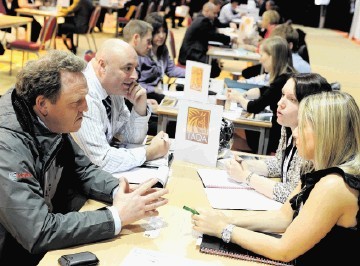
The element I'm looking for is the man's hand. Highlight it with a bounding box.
[145,131,170,161]
[113,178,169,226]
[126,83,147,116]
[147,99,159,113]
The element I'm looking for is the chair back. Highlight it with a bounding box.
[134,2,143,20]
[39,16,57,49]
[146,1,155,17]
[124,5,136,20]
[168,30,176,60]
[87,5,101,34]
[0,0,6,14]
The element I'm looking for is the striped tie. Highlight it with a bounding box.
[102,96,112,121]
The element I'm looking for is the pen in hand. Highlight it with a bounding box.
[183,205,199,215]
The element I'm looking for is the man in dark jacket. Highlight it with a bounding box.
[0,50,168,265]
[178,2,235,78]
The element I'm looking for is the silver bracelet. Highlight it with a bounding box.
[246,172,254,184]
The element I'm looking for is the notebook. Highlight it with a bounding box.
[200,234,294,266]
[113,166,170,188]
[224,78,264,91]
[197,169,250,189]
[197,169,282,210]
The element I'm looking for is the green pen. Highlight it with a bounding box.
[183,205,199,215]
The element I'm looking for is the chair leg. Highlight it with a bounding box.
[22,51,25,67]
[85,36,91,51]
[9,49,13,75]
[74,34,79,48]
[91,34,97,51]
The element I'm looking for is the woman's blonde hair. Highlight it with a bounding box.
[261,10,280,27]
[260,36,295,83]
[298,91,360,175]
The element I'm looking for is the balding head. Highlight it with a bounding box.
[202,2,218,21]
[95,39,136,64]
[91,39,138,95]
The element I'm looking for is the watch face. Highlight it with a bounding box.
[222,224,235,243]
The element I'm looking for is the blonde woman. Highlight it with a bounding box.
[192,91,360,265]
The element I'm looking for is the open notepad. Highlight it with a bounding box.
[197,169,282,210]
[113,166,170,188]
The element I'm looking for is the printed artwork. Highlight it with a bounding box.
[185,107,210,144]
[190,66,203,92]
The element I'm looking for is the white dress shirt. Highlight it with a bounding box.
[72,63,151,173]
[218,3,242,24]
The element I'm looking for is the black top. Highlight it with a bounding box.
[290,167,360,265]
[247,73,291,153]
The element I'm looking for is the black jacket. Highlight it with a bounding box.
[178,14,231,65]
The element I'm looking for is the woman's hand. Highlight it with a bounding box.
[225,158,252,184]
[192,208,229,238]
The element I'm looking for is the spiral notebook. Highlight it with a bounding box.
[197,169,282,210]
[200,234,295,266]
[197,169,250,189]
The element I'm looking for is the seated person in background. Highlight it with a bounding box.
[4,0,42,42]
[241,9,280,52]
[57,0,94,54]
[97,0,142,32]
[226,73,332,203]
[218,0,244,26]
[123,19,159,135]
[71,39,170,174]
[0,50,169,265]
[211,0,238,29]
[179,2,236,78]
[227,36,296,154]
[192,90,360,265]
[270,23,311,73]
[123,19,153,58]
[137,12,185,104]
[164,0,185,29]
[240,21,311,82]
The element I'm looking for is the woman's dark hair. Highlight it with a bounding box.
[292,73,332,102]
[144,12,168,58]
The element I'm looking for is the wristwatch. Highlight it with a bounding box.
[221,224,235,243]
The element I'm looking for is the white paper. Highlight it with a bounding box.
[113,166,170,187]
[204,187,282,210]
[174,100,223,167]
[197,169,250,189]
[121,247,221,266]
[184,60,211,103]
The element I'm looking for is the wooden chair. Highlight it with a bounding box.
[168,29,185,68]
[145,1,155,17]
[74,5,101,52]
[133,2,144,20]
[168,29,176,60]
[117,4,137,36]
[7,16,57,75]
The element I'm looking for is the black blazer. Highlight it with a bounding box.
[178,14,231,65]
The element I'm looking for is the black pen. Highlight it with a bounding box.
[183,205,199,215]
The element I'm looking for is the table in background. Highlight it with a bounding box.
[156,105,271,155]
[38,159,272,266]
[207,47,260,65]
[15,7,67,48]
[15,7,66,18]
[100,0,128,37]
[0,15,32,41]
